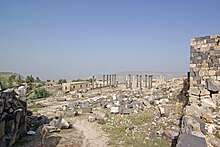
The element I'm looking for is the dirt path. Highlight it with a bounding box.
[27,97,109,147]
[73,118,108,147]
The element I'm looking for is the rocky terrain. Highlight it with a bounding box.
[7,76,190,147]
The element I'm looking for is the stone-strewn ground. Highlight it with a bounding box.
[13,77,189,147]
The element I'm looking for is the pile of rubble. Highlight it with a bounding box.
[66,90,148,115]
[0,88,27,147]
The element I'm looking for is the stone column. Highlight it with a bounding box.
[129,74,132,89]
[113,74,117,87]
[111,74,113,87]
[115,74,117,87]
[145,75,148,88]
[136,75,139,88]
[126,75,129,88]
[92,76,95,89]
[103,75,105,87]
[140,75,142,90]
[109,75,112,86]
[148,75,153,89]
[107,75,109,86]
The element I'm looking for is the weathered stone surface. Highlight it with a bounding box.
[50,117,69,129]
[42,125,61,133]
[82,106,92,113]
[71,110,78,116]
[158,106,166,117]
[110,107,119,114]
[0,136,6,147]
[16,86,26,97]
[177,133,207,147]
[201,98,216,108]
[0,121,5,138]
[189,87,200,96]
[119,107,132,114]
[164,129,179,140]
[205,79,220,92]
[149,131,157,139]
[88,115,96,123]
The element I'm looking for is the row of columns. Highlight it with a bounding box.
[103,74,117,87]
[126,74,153,90]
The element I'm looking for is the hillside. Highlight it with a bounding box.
[0,72,24,78]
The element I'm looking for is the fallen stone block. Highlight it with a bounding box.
[56,98,67,101]
[82,107,92,113]
[176,133,207,147]
[88,115,96,123]
[110,107,119,114]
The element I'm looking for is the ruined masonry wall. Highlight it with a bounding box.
[190,35,220,87]
[0,90,27,147]
[177,35,220,147]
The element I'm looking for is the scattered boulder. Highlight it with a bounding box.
[158,106,166,117]
[149,131,157,138]
[110,107,119,114]
[176,133,207,147]
[50,117,70,129]
[56,98,67,101]
[82,106,92,113]
[97,118,106,125]
[26,131,36,135]
[71,110,78,116]
[164,129,179,140]
[16,86,26,97]
[88,115,96,123]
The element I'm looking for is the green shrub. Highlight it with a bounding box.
[29,87,50,99]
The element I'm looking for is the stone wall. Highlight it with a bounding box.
[0,89,27,147]
[190,35,220,87]
[177,35,220,147]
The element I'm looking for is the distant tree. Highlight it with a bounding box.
[35,77,41,83]
[58,79,67,85]
[0,76,7,88]
[72,78,83,82]
[26,75,35,93]
[26,75,34,84]
[46,80,51,82]
[16,75,24,86]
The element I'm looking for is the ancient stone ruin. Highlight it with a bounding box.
[177,35,220,147]
[0,88,27,147]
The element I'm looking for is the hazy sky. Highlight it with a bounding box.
[0,0,220,80]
